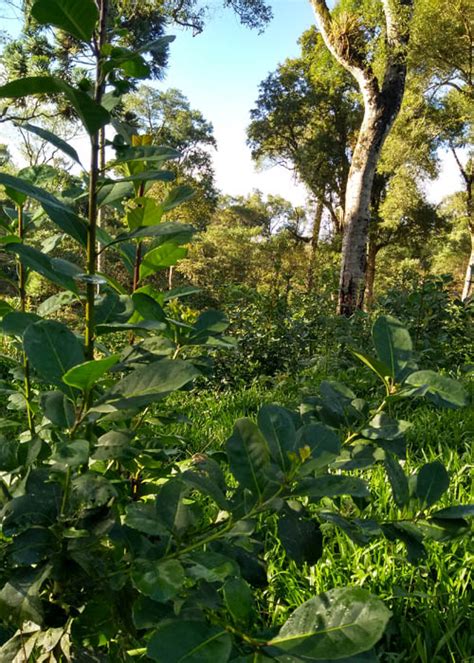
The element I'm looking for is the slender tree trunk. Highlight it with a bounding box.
[307,199,323,291]
[365,238,378,309]
[452,151,473,301]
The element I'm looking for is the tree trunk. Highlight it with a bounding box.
[307,199,323,291]
[462,228,474,301]
[365,238,378,309]
[310,0,414,315]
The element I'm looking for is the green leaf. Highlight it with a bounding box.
[132,293,167,323]
[161,184,195,212]
[113,145,181,166]
[40,391,75,428]
[223,577,254,627]
[96,358,199,410]
[132,559,185,602]
[257,405,297,473]
[0,77,109,135]
[37,291,76,317]
[112,221,195,247]
[295,423,341,472]
[24,320,84,394]
[17,122,81,164]
[51,439,89,467]
[140,243,188,279]
[267,588,390,660]
[71,473,117,510]
[0,436,19,471]
[93,430,137,461]
[62,354,119,392]
[31,0,99,42]
[226,418,276,500]
[431,504,474,519]
[187,551,239,583]
[147,620,232,663]
[278,506,323,565]
[9,527,56,565]
[372,315,413,380]
[405,370,468,408]
[0,567,50,626]
[0,173,88,245]
[125,502,165,536]
[6,244,82,293]
[384,452,409,508]
[351,350,392,384]
[295,476,370,499]
[0,311,42,337]
[361,413,411,440]
[414,461,450,507]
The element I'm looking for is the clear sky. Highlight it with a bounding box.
[161,1,316,205]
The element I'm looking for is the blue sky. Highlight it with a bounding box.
[161,1,317,204]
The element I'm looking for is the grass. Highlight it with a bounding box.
[171,372,474,662]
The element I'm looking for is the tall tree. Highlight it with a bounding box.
[409,0,473,298]
[311,0,414,314]
[123,85,218,229]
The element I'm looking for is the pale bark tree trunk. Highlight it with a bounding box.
[365,238,378,309]
[311,0,414,315]
[307,199,324,291]
[451,151,473,301]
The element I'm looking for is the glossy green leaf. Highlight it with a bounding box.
[132,559,185,602]
[257,405,297,472]
[384,452,409,508]
[40,390,76,428]
[24,320,85,392]
[97,358,199,410]
[351,349,392,383]
[268,588,390,660]
[361,413,411,440]
[62,354,120,392]
[0,436,19,472]
[405,370,468,408]
[6,244,82,293]
[226,418,275,500]
[140,243,188,279]
[0,567,50,626]
[112,221,195,247]
[113,145,181,166]
[372,315,413,380]
[9,527,56,566]
[93,430,137,461]
[31,0,99,41]
[278,506,323,565]
[132,292,167,323]
[431,504,474,519]
[71,473,117,509]
[295,475,370,499]
[0,77,109,135]
[147,620,232,663]
[125,502,165,536]
[223,577,254,627]
[0,173,88,245]
[0,311,42,337]
[414,461,450,507]
[295,423,341,472]
[161,184,195,212]
[51,439,89,467]
[17,122,81,164]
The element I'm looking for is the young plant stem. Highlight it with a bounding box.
[17,205,35,436]
[131,182,146,292]
[85,0,108,362]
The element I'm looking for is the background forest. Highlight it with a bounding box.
[0,0,472,661]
